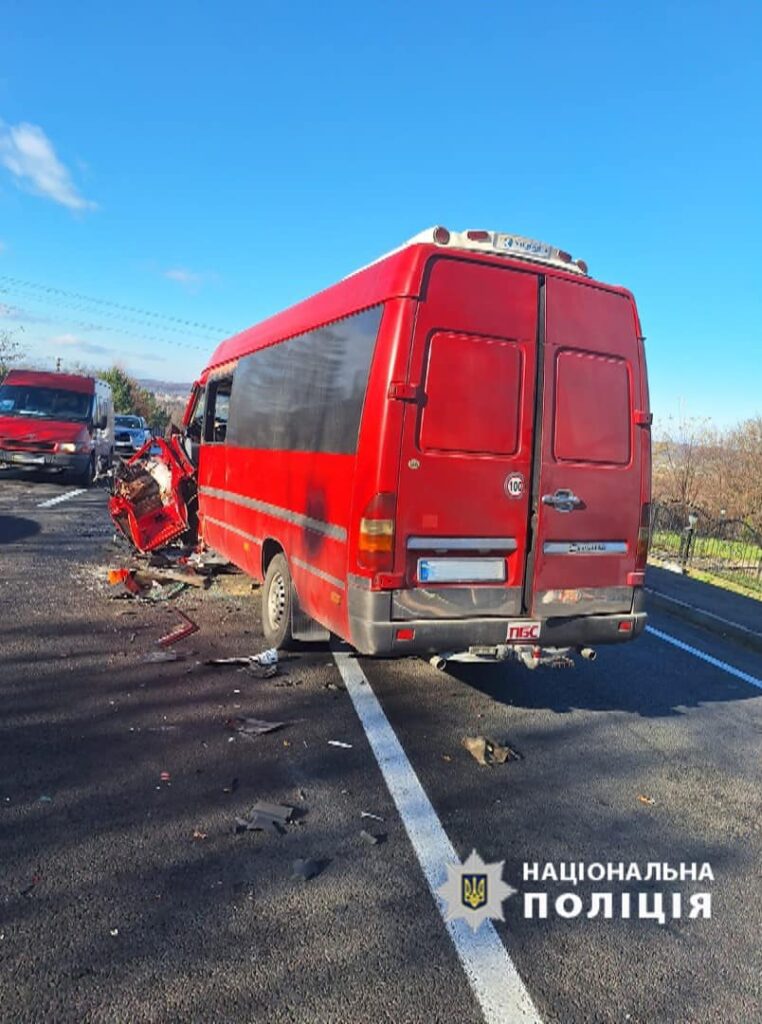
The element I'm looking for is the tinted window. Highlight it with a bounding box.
[0,385,92,422]
[116,416,142,429]
[205,377,232,443]
[227,306,382,454]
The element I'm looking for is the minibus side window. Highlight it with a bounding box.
[204,378,233,444]
[186,387,206,441]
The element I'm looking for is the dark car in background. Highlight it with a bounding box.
[114,415,152,457]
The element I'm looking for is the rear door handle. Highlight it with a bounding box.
[542,489,583,512]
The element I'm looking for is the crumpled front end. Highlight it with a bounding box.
[109,437,197,552]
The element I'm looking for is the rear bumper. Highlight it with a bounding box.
[348,584,647,656]
[0,449,89,473]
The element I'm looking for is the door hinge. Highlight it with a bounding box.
[634,410,653,426]
[388,382,419,402]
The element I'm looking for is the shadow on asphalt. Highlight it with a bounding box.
[442,639,760,717]
[0,515,41,544]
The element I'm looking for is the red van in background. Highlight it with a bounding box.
[0,370,115,486]
[115,227,652,668]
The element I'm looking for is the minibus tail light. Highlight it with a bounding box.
[358,492,396,571]
[635,502,651,571]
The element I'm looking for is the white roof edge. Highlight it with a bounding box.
[346,226,588,279]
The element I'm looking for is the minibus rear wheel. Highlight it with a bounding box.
[262,553,296,650]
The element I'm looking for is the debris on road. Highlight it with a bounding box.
[157,609,199,647]
[360,811,384,822]
[192,829,208,841]
[109,437,197,554]
[226,716,285,738]
[637,794,656,806]
[462,735,521,767]
[292,857,324,881]
[204,649,279,677]
[37,795,53,804]
[109,928,119,937]
[360,829,386,845]
[142,650,185,663]
[20,875,42,898]
[328,740,352,749]
[223,778,239,794]
[234,801,294,835]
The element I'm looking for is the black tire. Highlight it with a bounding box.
[75,455,95,488]
[262,553,296,650]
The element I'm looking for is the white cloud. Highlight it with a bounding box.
[0,121,97,211]
[162,267,218,292]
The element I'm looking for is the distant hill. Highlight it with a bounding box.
[138,378,193,399]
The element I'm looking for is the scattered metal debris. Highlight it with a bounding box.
[328,740,352,749]
[158,609,199,646]
[360,829,386,846]
[234,801,294,835]
[292,858,324,881]
[142,650,185,663]
[461,735,521,767]
[108,437,197,553]
[226,716,285,738]
[20,875,42,898]
[204,649,279,677]
[360,811,384,822]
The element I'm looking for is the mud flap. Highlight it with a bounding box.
[290,586,330,643]
[108,437,197,553]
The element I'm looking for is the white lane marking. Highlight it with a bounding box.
[37,489,87,509]
[646,625,762,691]
[332,650,542,1024]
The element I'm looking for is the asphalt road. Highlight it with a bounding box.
[1,469,760,1024]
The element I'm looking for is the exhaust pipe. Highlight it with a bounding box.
[578,646,597,661]
[429,654,449,671]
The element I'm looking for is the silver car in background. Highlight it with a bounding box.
[114,414,152,458]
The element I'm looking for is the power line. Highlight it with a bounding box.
[0,284,216,347]
[0,274,235,338]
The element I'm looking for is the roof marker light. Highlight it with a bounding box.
[466,230,490,241]
[557,250,572,263]
[433,226,451,245]
[576,259,589,274]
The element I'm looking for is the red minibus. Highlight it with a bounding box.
[152,228,652,667]
[0,370,114,485]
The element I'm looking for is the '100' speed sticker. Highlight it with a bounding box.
[505,473,525,499]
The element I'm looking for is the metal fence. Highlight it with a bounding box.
[649,503,762,594]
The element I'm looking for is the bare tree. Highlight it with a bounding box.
[653,414,716,511]
[0,326,24,378]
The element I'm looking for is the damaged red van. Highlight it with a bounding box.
[0,370,114,485]
[116,227,652,668]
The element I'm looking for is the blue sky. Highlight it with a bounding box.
[0,1,759,426]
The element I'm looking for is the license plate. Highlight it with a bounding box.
[494,233,553,259]
[417,557,506,583]
[11,453,46,464]
[506,620,541,642]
